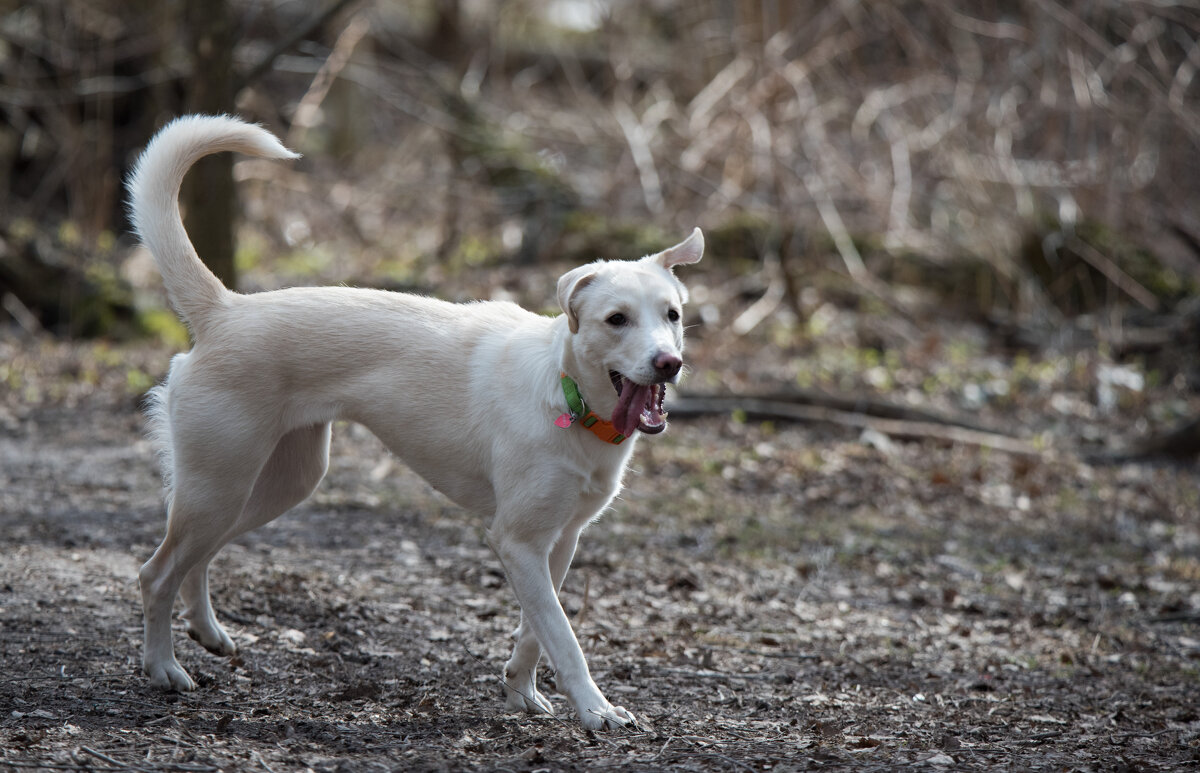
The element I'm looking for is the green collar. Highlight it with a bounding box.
[558,373,628,445]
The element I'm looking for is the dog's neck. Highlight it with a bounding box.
[555,318,619,422]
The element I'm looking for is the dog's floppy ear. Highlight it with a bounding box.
[557,266,598,334]
[649,227,704,270]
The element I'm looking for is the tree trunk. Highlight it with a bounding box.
[181,0,238,290]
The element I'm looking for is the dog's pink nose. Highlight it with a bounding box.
[653,352,682,380]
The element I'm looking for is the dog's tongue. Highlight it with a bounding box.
[612,380,653,438]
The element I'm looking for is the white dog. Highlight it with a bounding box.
[126,115,703,730]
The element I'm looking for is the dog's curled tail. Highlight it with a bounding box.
[127,115,299,336]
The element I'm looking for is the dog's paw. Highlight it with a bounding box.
[505,685,555,716]
[580,702,639,731]
[144,659,198,692]
[185,620,237,657]
[502,671,555,716]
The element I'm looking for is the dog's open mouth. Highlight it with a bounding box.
[609,371,668,437]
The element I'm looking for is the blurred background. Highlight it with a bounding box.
[2,0,1200,452]
[4,6,1200,764]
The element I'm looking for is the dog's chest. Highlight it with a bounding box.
[576,443,635,498]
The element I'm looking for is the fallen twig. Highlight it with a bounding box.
[78,748,132,769]
[668,395,1042,456]
[673,389,1000,433]
[77,747,221,773]
[642,665,781,682]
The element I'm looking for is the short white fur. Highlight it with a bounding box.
[126,115,703,730]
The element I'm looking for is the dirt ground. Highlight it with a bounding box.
[2,292,1199,772]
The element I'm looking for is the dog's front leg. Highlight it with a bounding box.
[501,525,582,716]
[488,514,635,730]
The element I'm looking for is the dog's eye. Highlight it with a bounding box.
[606,313,627,327]
[667,309,680,323]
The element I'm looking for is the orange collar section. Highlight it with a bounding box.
[558,373,628,445]
[577,410,627,444]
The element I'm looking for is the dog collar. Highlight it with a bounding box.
[556,373,627,445]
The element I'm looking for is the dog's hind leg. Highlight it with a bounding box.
[140,416,329,691]
[179,423,332,657]
[140,469,261,691]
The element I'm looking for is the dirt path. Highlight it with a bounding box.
[1,338,1198,771]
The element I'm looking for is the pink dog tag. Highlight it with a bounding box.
[554,413,574,428]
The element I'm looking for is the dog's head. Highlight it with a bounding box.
[557,228,704,438]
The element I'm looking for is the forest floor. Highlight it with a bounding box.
[2,260,1199,772]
